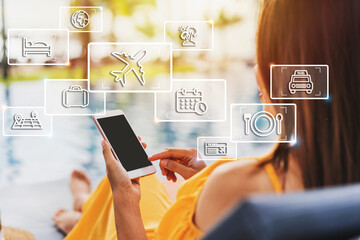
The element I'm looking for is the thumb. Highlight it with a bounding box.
[101,140,118,168]
[161,159,194,179]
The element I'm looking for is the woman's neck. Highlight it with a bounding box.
[282,155,304,191]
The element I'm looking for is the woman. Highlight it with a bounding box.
[54,0,360,239]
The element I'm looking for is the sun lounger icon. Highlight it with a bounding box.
[110,50,147,87]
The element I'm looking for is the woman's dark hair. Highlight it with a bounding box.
[257,0,360,188]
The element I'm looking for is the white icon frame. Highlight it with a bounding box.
[230,103,297,143]
[87,42,173,93]
[7,29,70,66]
[154,79,227,122]
[44,79,106,116]
[59,6,103,33]
[270,64,329,100]
[2,106,53,137]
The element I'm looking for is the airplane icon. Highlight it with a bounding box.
[110,50,147,87]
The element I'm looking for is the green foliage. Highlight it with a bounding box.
[212,8,243,29]
[173,63,195,73]
[0,67,83,84]
[0,61,195,84]
[71,0,157,16]
[90,61,194,84]
[110,0,156,16]
[71,0,155,16]
[165,28,183,46]
[1,0,244,83]
[135,15,158,38]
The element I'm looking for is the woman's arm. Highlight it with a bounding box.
[101,140,147,240]
[112,192,147,240]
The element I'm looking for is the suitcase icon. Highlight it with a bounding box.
[62,85,89,108]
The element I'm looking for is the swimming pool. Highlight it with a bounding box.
[0,67,275,187]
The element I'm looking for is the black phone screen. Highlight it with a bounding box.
[97,115,152,172]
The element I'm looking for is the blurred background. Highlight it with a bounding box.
[0,0,274,189]
[0,0,282,238]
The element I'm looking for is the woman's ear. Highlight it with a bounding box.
[254,65,271,104]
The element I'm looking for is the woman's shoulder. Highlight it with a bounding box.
[194,159,276,232]
[203,159,276,202]
[210,159,275,191]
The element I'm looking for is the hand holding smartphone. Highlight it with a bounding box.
[93,110,156,179]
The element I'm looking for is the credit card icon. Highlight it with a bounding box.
[204,142,228,156]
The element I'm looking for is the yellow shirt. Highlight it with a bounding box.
[66,160,282,240]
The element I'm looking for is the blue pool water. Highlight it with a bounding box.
[0,67,275,187]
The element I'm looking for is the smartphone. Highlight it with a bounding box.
[92,109,156,179]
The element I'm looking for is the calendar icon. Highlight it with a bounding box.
[175,88,208,115]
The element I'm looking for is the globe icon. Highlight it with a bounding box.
[71,10,90,29]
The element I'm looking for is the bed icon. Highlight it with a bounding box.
[22,37,51,57]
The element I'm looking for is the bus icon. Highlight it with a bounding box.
[289,70,313,94]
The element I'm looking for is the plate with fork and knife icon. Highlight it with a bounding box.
[243,111,283,137]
